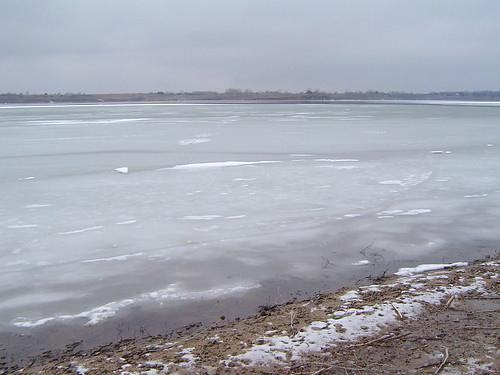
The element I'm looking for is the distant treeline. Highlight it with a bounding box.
[1,89,500,104]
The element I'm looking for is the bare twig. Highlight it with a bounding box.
[311,364,367,374]
[434,347,449,374]
[463,326,500,329]
[349,332,410,348]
[290,310,296,331]
[444,295,455,309]
[383,332,411,342]
[349,334,393,348]
[391,303,404,320]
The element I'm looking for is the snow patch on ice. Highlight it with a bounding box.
[377,210,404,215]
[379,172,432,188]
[314,159,360,163]
[7,224,38,229]
[430,150,452,154]
[163,161,281,171]
[376,209,431,217]
[179,138,211,146]
[396,209,432,216]
[395,262,468,276]
[183,215,222,220]
[194,225,219,232]
[344,213,362,218]
[232,178,257,182]
[12,317,56,328]
[24,203,52,208]
[81,252,143,263]
[464,194,488,198]
[114,167,129,174]
[335,165,359,170]
[116,220,137,225]
[225,215,247,219]
[58,226,104,235]
[12,282,260,328]
[352,260,370,266]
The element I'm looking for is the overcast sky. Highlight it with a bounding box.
[1,0,499,93]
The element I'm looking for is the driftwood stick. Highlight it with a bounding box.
[349,332,410,348]
[391,303,404,320]
[434,347,449,374]
[444,295,455,309]
[349,334,393,348]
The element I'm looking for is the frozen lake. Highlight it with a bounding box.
[1,101,500,343]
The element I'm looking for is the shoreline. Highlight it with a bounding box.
[7,254,498,374]
[2,241,497,371]
[2,99,500,109]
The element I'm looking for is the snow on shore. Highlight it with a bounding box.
[226,261,491,366]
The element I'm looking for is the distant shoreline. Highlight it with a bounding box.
[2,99,500,109]
[1,90,500,104]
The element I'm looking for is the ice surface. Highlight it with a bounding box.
[1,102,500,331]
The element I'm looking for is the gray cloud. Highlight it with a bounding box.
[1,0,499,93]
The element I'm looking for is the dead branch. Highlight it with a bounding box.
[444,295,455,309]
[348,332,410,348]
[434,347,449,374]
[348,334,393,348]
[391,303,404,320]
[311,363,368,374]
